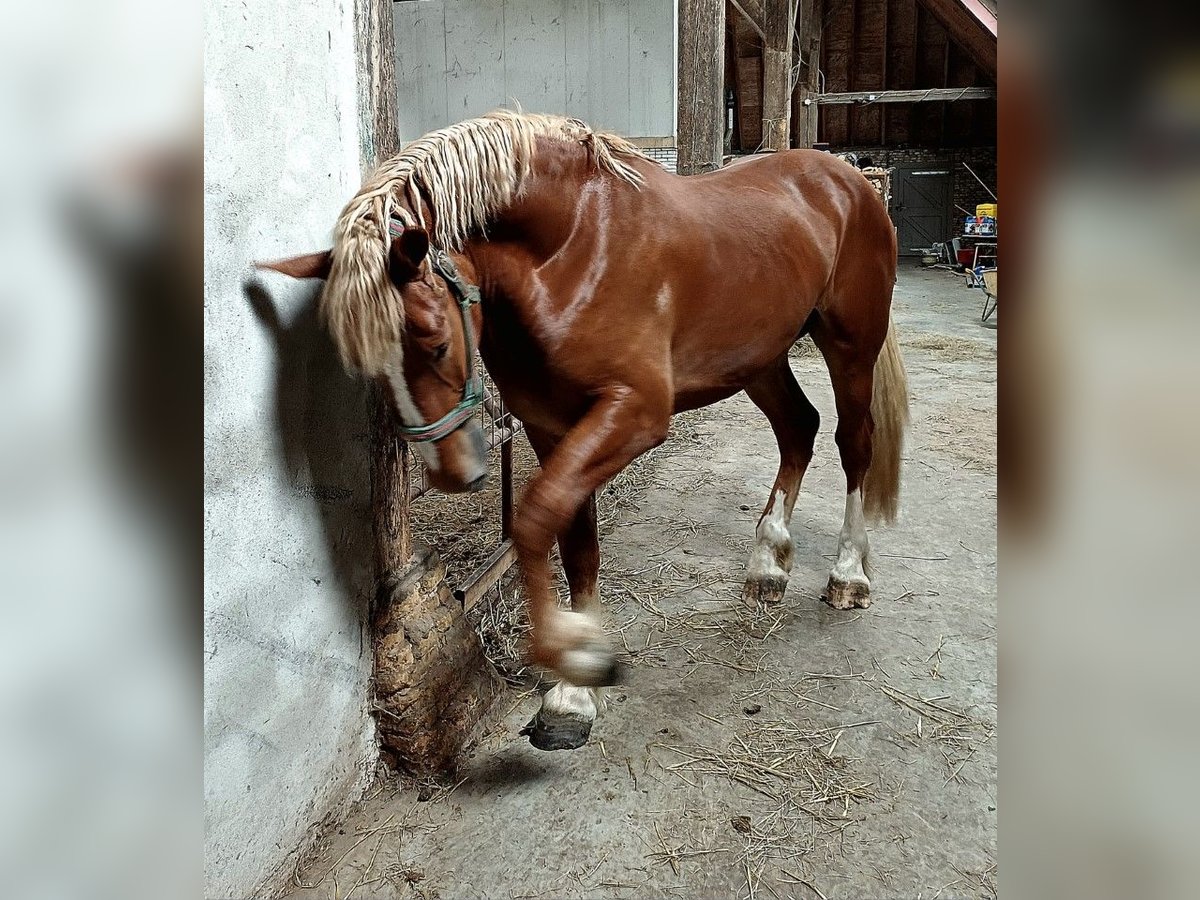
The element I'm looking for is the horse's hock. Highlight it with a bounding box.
[373,543,503,772]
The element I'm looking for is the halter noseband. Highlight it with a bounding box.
[387,219,483,444]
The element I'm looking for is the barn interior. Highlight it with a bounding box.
[721,0,997,257]
[203,3,997,898]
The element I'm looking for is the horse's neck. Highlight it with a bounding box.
[461,142,617,302]
[493,145,595,253]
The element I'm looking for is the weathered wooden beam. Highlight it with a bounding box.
[880,0,888,144]
[729,0,766,41]
[812,86,994,103]
[791,0,821,147]
[915,0,996,79]
[454,541,518,613]
[761,0,795,150]
[356,0,409,585]
[885,0,918,145]
[678,0,726,174]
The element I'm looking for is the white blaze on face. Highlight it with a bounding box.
[383,346,440,471]
[747,488,794,581]
[830,488,870,585]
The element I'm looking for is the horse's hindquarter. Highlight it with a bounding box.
[654,152,869,401]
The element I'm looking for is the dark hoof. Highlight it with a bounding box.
[743,575,788,606]
[520,713,593,751]
[822,577,871,610]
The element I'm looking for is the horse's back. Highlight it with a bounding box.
[644,151,891,257]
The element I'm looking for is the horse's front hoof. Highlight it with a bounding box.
[822,576,871,610]
[742,575,789,606]
[521,712,593,751]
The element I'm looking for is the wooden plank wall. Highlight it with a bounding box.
[911,2,949,146]
[820,0,853,147]
[767,0,996,148]
[729,6,764,150]
[394,0,675,141]
[885,0,918,145]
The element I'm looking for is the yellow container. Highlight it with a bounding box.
[976,203,997,219]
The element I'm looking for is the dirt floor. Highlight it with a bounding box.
[284,262,996,900]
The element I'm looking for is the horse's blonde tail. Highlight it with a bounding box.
[862,315,909,524]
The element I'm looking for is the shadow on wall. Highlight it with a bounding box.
[244,278,374,617]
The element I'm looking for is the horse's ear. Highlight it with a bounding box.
[389,227,430,283]
[256,250,333,280]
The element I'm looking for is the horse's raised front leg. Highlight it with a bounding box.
[742,358,820,605]
[519,426,606,750]
[514,389,669,691]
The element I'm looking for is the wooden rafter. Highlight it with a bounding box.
[729,0,766,41]
[813,86,994,103]
[915,0,995,78]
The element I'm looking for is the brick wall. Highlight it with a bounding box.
[837,145,997,218]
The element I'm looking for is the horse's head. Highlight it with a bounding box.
[257,225,488,494]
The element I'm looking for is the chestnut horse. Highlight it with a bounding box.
[260,111,908,751]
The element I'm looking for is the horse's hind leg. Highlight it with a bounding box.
[520,427,606,751]
[812,321,884,610]
[742,356,821,605]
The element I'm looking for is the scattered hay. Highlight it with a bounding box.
[650,713,885,897]
[469,576,535,685]
[877,682,996,783]
[408,431,538,578]
[597,408,715,532]
[901,332,995,360]
[921,403,996,475]
[290,786,458,898]
[789,336,822,361]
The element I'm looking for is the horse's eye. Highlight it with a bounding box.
[433,342,449,361]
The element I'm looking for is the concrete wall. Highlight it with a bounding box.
[393,0,676,140]
[203,1,377,897]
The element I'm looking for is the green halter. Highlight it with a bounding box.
[388,221,484,444]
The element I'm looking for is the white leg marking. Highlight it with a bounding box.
[747,488,794,582]
[383,347,440,471]
[540,681,603,725]
[547,609,612,685]
[830,489,870,587]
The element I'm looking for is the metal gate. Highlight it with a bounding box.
[892,167,951,256]
[407,358,522,611]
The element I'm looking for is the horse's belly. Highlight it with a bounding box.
[673,384,744,413]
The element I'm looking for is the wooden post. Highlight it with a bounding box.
[761,0,795,150]
[677,0,725,174]
[357,0,503,774]
[355,0,410,589]
[792,0,821,148]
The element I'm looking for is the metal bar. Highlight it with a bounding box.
[500,416,513,539]
[962,160,998,201]
[812,86,994,104]
[454,540,518,612]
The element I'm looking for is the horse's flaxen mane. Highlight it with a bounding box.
[323,110,648,374]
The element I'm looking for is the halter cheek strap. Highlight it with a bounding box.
[387,218,483,444]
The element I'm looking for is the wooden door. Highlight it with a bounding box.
[892,166,950,255]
